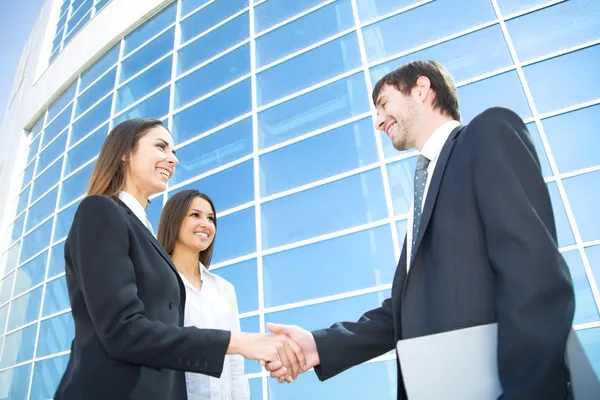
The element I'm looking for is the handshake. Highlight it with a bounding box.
[229,322,320,383]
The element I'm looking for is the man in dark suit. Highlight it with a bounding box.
[265,60,575,399]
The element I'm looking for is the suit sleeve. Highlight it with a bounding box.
[311,297,396,381]
[68,195,231,377]
[469,108,575,399]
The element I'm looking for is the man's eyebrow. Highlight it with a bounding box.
[375,95,386,107]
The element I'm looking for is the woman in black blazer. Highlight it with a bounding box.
[55,119,301,399]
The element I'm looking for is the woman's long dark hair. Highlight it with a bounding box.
[157,189,217,267]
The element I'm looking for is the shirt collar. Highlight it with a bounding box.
[420,120,461,162]
[118,191,150,231]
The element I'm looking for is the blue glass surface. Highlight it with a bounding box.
[255,0,354,68]
[25,188,58,233]
[0,272,15,305]
[526,122,552,179]
[75,67,116,118]
[116,56,172,113]
[257,32,362,106]
[587,245,600,291]
[212,258,258,313]
[257,72,370,149]
[80,43,119,92]
[47,242,66,278]
[124,2,176,56]
[259,117,379,196]
[240,315,261,374]
[356,0,423,22]
[119,28,174,83]
[70,95,112,146]
[31,158,62,203]
[23,160,37,188]
[36,313,75,357]
[64,11,90,43]
[547,182,576,248]
[113,86,170,125]
[27,127,42,164]
[95,0,111,12]
[19,219,53,264]
[13,251,48,296]
[37,130,68,176]
[146,196,164,232]
[171,117,253,185]
[54,202,80,241]
[181,0,211,18]
[562,171,600,243]
[10,213,25,244]
[396,218,408,249]
[60,162,93,207]
[0,363,32,399]
[0,324,37,367]
[249,378,262,399]
[17,186,31,216]
[7,287,43,331]
[30,355,69,400]
[562,250,600,324]
[42,104,72,149]
[387,155,417,216]
[211,207,256,264]
[64,123,107,175]
[576,326,600,379]
[261,168,388,249]
[47,82,76,123]
[43,276,71,316]
[362,0,496,63]
[254,0,324,33]
[497,0,550,15]
[180,0,248,44]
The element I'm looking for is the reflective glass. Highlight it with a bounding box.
[387,156,417,216]
[36,313,75,357]
[507,0,600,62]
[172,79,251,143]
[80,43,119,92]
[54,202,80,241]
[30,355,69,400]
[174,44,250,108]
[146,196,163,231]
[543,105,600,175]
[263,225,396,307]
[17,186,30,215]
[14,251,48,297]
[356,0,423,22]
[0,272,15,305]
[7,287,43,331]
[212,258,258,313]
[261,168,388,249]
[43,276,70,316]
[587,245,600,294]
[64,11,90,43]
[95,0,111,12]
[0,243,19,282]
[526,122,552,179]
[47,81,76,123]
[60,162,93,208]
[27,126,43,164]
[547,182,575,248]
[240,316,261,374]
[19,219,53,264]
[255,0,354,68]
[256,32,362,106]
[70,95,112,146]
[172,117,253,185]
[31,157,62,203]
[119,28,174,83]
[211,207,256,264]
[249,378,262,399]
[113,86,170,125]
[116,56,172,113]
[524,44,600,114]
[37,130,68,176]
[42,104,72,149]
[259,117,379,196]
[370,24,512,85]
[458,71,532,122]
[0,304,6,334]
[23,160,37,188]
[177,13,249,75]
[396,218,408,248]
[171,160,254,213]
[124,1,176,56]
[25,188,58,233]
[576,326,600,379]
[497,0,551,15]
[254,0,324,33]
[257,72,369,149]
[181,0,211,18]
[562,250,600,324]
[0,363,32,399]
[65,124,107,175]
[75,67,116,117]
[562,171,600,243]
[362,0,496,63]
[180,0,248,44]
[0,324,37,368]
[47,241,66,279]
[10,213,25,244]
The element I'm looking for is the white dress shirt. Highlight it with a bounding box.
[180,263,250,400]
[406,120,461,271]
[118,191,154,233]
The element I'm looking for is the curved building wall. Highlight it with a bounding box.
[0,0,599,398]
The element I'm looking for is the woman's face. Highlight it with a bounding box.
[176,196,216,254]
[125,125,178,197]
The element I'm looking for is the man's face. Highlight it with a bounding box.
[374,84,420,151]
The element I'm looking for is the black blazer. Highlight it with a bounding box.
[311,108,575,399]
[55,195,231,400]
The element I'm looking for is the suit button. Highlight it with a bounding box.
[178,305,184,314]
[169,301,174,309]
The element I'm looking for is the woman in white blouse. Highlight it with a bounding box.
[157,189,250,400]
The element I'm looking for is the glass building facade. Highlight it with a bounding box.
[1,0,600,398]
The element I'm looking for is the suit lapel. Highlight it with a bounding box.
[410,125,464,265]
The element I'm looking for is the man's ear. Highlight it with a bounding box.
[414,76,431,101]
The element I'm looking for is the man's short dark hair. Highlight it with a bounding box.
[372,60,461,121]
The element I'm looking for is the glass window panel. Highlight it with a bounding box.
[576,326,600,380]
[49,48,60,63]
[31,157,63,203]
[116,56,172,113]
[212,258,258,313]
[387,155,417,216]
[261,169,388,249]
[60,162,93,208]
[0,363,32,399]
[60,0,70,17]
[497,0,550,15]
[562,171,600,243]
[547,182,576,248]
[249,378,262,398]
[54,202,79,242]
[362,0,496,63]
[51,30,63,54]
[257,32,362,106]
[507,0,600,62]
[124,2,176,56]
[0,304,7,334]
[562,250,600,324]
[171,160,254,213]
[113,86,170,125]
[458,71,532,123]
[10,213,25,244]
[80,43,119,92]
[524,44,600,115]
[211,207,256,264]
[180,0,248,44]
[254,0,324,33]
[396,218,408,247]
[43,104,72,149]
[64,11,90,43]
[146,196,163,231]
[255,0,354,68]
[7,287,43,331]
[240,316,261,374]
[172,78,251,143]
[30,355,69,400]
[47,81,76,123]
[259,117,379,196]
[36,313,75,357]
[70,95,112,146]
[47,242,66,279]
[23,160,37,188]
[181,0,211,18]
[257,72,369,149]
[263,225,396,307]
[65,124,107,175]
[526,122,552,179]
[25,188,58,233]
[0,272,15,305]
[370,24,512,86]
[95,0,111,12]
[174,44,250,108]
[37,130,68,176]
[356,0,423,22]
[172,118,253,185]
[0,244,19,282]
[543,105,600,175]
[587,245,600,294]
[43,276,70,316]
[27,129,42,164]
[75,67,116,117]
[0,325,37,368]
[14,251,48,297]
[17,186,31,215]
[119,27,175,83]
[68,1,92,30]
[177,13,249,75]
[19,219,53,264]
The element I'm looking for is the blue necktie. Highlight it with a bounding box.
[412,154,430,250]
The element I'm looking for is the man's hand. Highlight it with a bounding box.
[262,323,320,383]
